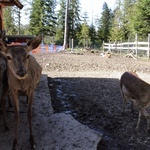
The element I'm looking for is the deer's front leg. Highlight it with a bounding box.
[27,89,36,149]
[1,90,8,130]
[11,89,19,150]
[1,78,9,130]
[122,94,127,114]
[141,109,150,133]
[136,110,142,132]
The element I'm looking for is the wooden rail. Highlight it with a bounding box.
[103,34,150,58]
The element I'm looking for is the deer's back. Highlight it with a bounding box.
[120,72,150,104]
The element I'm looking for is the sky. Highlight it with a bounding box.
[21,0,116,25]
[80,0,116,23]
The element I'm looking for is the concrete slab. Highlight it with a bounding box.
[0,74,102,149]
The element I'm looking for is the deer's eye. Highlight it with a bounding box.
[7,56,12,60]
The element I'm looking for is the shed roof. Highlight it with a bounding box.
[0,0,23,9]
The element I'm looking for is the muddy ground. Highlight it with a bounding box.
[35,52,150,150]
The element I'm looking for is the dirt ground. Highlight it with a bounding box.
[1,51,150,149]
[35,52,150,150]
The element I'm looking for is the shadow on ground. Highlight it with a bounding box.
[48,76,150,150]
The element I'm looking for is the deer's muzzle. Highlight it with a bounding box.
[16,70,27,77]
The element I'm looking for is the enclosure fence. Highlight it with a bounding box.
[32,44,63,54]
[103,34,150,58]
[8,42,63,54]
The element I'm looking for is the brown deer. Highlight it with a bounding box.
[0,35,13,131]
[120,71,150,132]
[120,70,139,114]
[0,36,42,149]
[0,47,10,130]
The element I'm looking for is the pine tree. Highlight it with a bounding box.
[55,0,65,45]
[29,0,57,42]
[3,7,17,35]
[78,12,91,48]
[122,0,136,40]
[43,0,57,36]
[97,2,113,43]
[55,0,81,47]
[89,24,98,48]
[12,6,21,35]
[29,0,44,35]
[68,0,81,39]
[79,22,91,48]
[133,0,150,39]
[109,0,124,41]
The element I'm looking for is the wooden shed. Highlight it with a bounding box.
[0,0,23,31]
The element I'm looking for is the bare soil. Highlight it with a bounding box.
[1,52,150,149]
[35,52,150,150]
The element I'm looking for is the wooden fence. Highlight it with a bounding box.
[103,34,150,58]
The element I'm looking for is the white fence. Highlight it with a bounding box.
[103,34,150,58]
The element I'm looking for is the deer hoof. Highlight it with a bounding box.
[135,127,139,132]
[32,144,36,149]
[30,135,36,149]
[12,138,18,150]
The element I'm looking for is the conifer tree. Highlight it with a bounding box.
[3,7,17,35]
[133,0,150,39]
[29,0,57,42]
[97,2,113,43]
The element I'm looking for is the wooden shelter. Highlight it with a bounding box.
[0,0,23,31]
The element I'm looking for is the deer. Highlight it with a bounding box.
[0,35,42,149]
[120,71,150,133]
[120,70,139,114]
[0,49,10,130]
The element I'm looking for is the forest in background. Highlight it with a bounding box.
[3,0,150,49]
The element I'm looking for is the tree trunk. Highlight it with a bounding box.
[63,0,69,50]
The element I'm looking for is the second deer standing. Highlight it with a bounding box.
[120,71,150,133]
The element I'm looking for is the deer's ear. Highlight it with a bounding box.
[27,35,42,51]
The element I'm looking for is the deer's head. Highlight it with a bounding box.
[1,36,42,79]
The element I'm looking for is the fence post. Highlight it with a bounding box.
[71,38,74,51]
[115,40,117,52]
[109,40,110,52]
[135,33,138,57]
[103,41,105,53]
[148,34,150,59]
[120,39,122,55]
[127,37,129,53]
